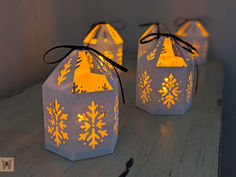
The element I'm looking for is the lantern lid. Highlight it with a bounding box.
[176,21,209,37]
[83,23,123,45]
[43,50,115,95]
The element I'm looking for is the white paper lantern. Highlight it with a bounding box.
[42,46,127,161]
[136,33,196,115]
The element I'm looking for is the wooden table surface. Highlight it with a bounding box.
[0,54,223,177]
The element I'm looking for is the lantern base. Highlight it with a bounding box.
[136,101,192,115]
[45,136,118,161]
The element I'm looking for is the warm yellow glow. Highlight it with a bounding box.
[190,41,200,59]
[196,21,209,37]
[83,25,100,45]
[77,114,84,122]
[96,50,116,71]
[156,38,187,67]
[147,49,156,61]
[47,99,69,147]
[186,72,193,103]
[116,48,123,65]
[97,55,107,72]
[103,50,114,60]
[105,24,123,45]
[138,70,153,104]
[72,51,113,94]
[176,21,209,37]
[114,95,119,135]
[83,24,123,45]
[78,101,108,149]
[158,73,182,109]
[175,21,191,37]
[86,52,95,69]
[57,58,72,86]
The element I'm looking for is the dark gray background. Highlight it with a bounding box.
[0,0,235,176]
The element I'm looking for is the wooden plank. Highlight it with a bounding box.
[0,54,223,177]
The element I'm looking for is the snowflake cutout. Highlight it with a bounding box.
[138,70,153,104]
[114,96,119,135]
[78,101,108,149]
[47,99,69,147]
[158,73,182,109]
[186,72,193,103]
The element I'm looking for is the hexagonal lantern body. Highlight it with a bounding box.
[83,23,123,69]
[136,36,195,115]
[176,20,209,65]
[42,50,119,161]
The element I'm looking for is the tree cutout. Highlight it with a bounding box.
[57,58,72,86]
[72,82,87,94]
[76,57,82,68]
[102,83,109,91]
[147,49,157,61]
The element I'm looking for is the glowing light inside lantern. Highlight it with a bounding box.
[156,38,187,67]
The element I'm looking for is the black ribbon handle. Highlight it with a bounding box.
[139,33,199,95]
[140,33,197,54]
[174,16,212,27]
[119,158,134,177]
[43,45,128,103]
[139,22,170,34]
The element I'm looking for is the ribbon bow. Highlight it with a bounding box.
[43,45,128,103]
[174,16,212,27]
[139,33,199,95]
[139,22,170,34]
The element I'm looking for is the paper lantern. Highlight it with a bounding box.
[42,46,127,161]
[136,33,196,115]
[175,20,209,65]
[83,23,123,69]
